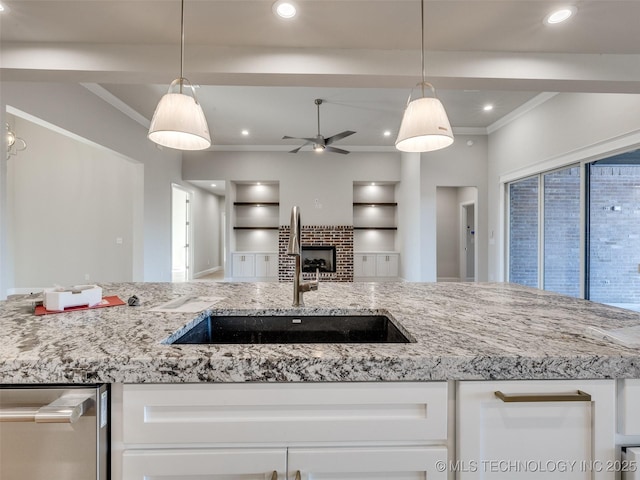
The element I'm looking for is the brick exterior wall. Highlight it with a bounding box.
[509,176,539,287]
[544,167,581,297]
[279,226,354,282]
[589,165,640,303]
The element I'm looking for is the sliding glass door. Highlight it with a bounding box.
[543,166,581,297]
[587,160,640,310]
[508,166,581,296]
[507,152,640,311]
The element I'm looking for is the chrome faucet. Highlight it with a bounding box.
[287,205,319,307]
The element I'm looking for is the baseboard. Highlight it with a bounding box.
[437,277,461,283]
[193,266,222,279]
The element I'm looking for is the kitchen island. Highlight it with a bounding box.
[3,281,640,480]
[1,281,640,383]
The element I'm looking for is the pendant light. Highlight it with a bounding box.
[395,0,453,153]
[148,0,211,150]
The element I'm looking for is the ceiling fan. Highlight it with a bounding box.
[282,99,356,154]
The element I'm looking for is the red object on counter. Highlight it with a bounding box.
[34,295,126,316]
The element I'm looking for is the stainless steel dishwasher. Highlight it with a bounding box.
[0,384,109,480]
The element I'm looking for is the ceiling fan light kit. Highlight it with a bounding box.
[148,0,211,151]
[395,0,454,153]
[283,99,356,154]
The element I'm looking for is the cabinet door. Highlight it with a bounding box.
[288,446,447,480]
[123,448,286,480]
[458,380,615,480]
[354,254,376,277]
[376,254,398,277]
[232,254,255,278]
[256,254,278,278]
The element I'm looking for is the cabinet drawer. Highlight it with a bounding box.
[123,448,286,480]
[288,445,447,480]
[123,382,448,444]
[619,379,640,435]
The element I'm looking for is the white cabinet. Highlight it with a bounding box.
[255,253,278,278]
[287,445,447,480]
[458,379,616,480]
[354,252,399,279]
[118,382,448,480]
[618,379,640,435]
[376,253,399,277]
[123,448,286,480]
[232,252,278,279]
[354,253,376,277]
[232,253,255,278]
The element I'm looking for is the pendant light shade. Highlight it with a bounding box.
[395,0,454,153]
[148,80,211,150]
[148,0,211,151]
[395,89,453,153]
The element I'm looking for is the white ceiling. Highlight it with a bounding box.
[2,0,640,151]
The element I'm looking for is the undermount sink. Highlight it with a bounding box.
[166,313,412,345]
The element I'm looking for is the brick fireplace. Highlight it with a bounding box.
[278,225,354,282]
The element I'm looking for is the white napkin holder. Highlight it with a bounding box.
[43,285,103,311]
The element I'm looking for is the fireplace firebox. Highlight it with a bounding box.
[301,246,336,273]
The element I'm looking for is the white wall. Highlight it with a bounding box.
[8,115,139,287]
[0,82,183,291]
[191,186,224,275]
[183,150,401,226]
[487,92,640,282]
[420,135,489,282]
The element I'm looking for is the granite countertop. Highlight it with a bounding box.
[1,281,640,384]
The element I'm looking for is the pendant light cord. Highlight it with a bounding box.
[179,0,185,93]
[420,0,425,97]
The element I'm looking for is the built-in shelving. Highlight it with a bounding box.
[353,182,398,253]
[232,182,280,273]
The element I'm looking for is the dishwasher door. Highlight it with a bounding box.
[0,384,108,480]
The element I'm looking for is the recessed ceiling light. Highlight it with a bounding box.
[0,4,5,12]
[545,6,576,25]
[483,104,494,112]
[371,182,376,186]
[273,1,297,19]
[383,130,391,137]
[210,183,217,187]
[241,129,249,136]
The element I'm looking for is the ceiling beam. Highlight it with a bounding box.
[3,43,640,94]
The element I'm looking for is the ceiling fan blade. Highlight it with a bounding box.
[324,146,350,155]
[288,143,311,153]
[282,135,317,142]
[325,130,356,145]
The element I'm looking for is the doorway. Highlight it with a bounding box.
[171,185,192,282]
[436,186,478,282]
